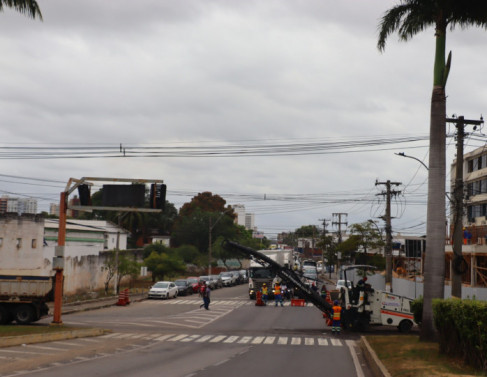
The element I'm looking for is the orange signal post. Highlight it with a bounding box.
[52,191,67,325]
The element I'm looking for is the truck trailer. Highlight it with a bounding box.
[247,248,293,299]
[0,275,55,325]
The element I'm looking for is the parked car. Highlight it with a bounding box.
[220,271,237,286]
[210,275,223,289]
[198,275,216,290]
[187,276,200,293]
[174,279,193,296]
[238,269,248,283]
[230,270,242,284]
[148,281,178,299]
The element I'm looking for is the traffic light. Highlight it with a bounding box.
[150,183,166,210]
[78,184,92,206]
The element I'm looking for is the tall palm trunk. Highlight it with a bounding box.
[420,24,447,341]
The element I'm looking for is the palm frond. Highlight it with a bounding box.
[0,0,42,20]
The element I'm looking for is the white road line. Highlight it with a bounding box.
[77,338,100,342]
[195,335,214,343]
[168,334,189,342]
[291,337,301,345]
[209,335,227,343]
[346,340,365,377]
[251,336,265,344]
[0,349,45,355]
[128,334,146,339]
[99,333,119,338]
[26,344,65,351]
[154,334,175,342]
[263,337,276,345]
[277,337,288,345]
[51,341,81,347]
[317,338,329,346]
[330,338,342,346]
[304,338,315,346]
[237,336,252,344]
[223,336,239,343]
[181,335,201,342]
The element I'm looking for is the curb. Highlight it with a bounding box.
[0,328,109,348]
[359,336,392,377]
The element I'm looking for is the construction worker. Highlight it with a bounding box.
[332,300,342,334]
[274,282,283,307]
[261,283,269,305]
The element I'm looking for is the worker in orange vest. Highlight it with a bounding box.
[274,282,283,307]
[332,300,342,334]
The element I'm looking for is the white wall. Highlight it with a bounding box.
[0,216,46,275]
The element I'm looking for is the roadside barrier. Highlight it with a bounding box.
[255,291,265,306]
[116,289,130,306]
[291,299,306,307]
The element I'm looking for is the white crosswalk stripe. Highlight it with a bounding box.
[100,332,345,347]
[142,299,308,307]
[102,333,344,347]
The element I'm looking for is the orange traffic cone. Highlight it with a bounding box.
[255,291,265,306]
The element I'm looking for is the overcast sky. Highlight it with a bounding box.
[1,0,486,239]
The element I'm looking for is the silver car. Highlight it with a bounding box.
[148,281,178,299]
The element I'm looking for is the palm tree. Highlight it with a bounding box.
[377,1,487,341]
[0,0,42,20]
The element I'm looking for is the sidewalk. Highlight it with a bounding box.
[49,292,147,315]
[0,292,148,348]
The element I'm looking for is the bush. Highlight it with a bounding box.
[410,296,423,325]
[433,298,487,372]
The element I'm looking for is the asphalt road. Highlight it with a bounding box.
[0,284,375,377]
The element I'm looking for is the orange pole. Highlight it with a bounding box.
[52,191,66,325]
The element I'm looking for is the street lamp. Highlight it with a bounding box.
[208,208,233,275]
[395,152,429,170]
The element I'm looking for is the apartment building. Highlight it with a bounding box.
[449,145,487,288]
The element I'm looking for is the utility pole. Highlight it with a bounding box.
[332,213,347,272]
[332,213,348,244]
[320,218,331,275]
[376,180,401,292]
[446,115,484,298]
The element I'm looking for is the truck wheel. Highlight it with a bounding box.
[0,305,12,325]
[15,305,35,325]
[398,320,413,333]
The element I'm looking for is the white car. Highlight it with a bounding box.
[220,271,237,286]
[148,281,178,299]
[336,279,352,291]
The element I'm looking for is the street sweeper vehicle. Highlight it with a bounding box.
[223,241,416,332]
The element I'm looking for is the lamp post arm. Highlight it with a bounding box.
[395,152,429,170]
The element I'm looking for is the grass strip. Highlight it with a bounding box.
[0,324,81,337]
[366,335,484,377]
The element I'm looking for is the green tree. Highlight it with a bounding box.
[348,222,384,264]
[378,0,487,341]
[0,0,42,19]
[295,225,319,238]
[144,251,185,282]
[174,244,200,265]
[172,192,237,253]
[102,250,140,294]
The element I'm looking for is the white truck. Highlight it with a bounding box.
[248,249,293,299]
[337,265,416,332]
[0,274,55,324]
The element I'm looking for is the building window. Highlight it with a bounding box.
[32,239,37,248]
[16,238,22,248]
[468,159,473,173]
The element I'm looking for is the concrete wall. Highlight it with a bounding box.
[392,276,487,301]
[0,215,46,275]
